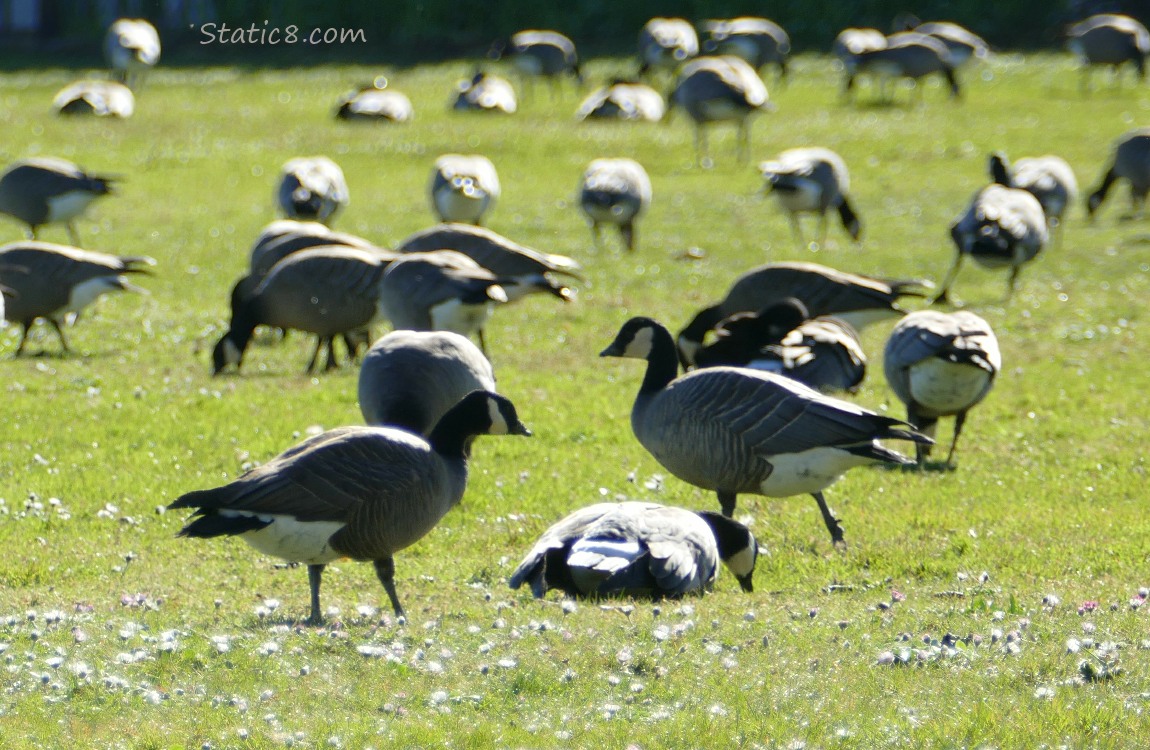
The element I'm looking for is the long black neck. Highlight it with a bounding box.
[427,401,482,461]
[640,323,681,395]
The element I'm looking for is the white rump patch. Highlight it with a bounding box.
[909,358,992,414]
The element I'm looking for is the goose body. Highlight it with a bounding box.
[336,82,413,122]
[492,30,582,97]
[453,72,518,114]
[53,80,134,118]
[669,55,771,163]
[576,80,666,122]
[638,17,699,75]
[884,310,1001,465]
[0,241,153,355]
[509,501,757,598]
[430,154,501,226]
[990,152,1078,228]
[248,220,390,283]
[602,317,930,546]
[1067,14,1150,89]
[845,32,960,102]
[702,17,790,78]
[1087,127,1150,219]
[213,246,390,374]
[0,158,116,245]
[676,261,931,368]
[358,330,496,435]
[276,156,349,226]
[833,28,888,64]
[170,390,530,623]
[104,18,160,88]
[579,158,652,251]
[914,21,990,67]
[760,147,860,244]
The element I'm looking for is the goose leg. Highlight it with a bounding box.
[477,327,489,356]
[14,322,31,356]
[789,214,804,247]
[945,411,968,466]
[50,319,70,353]
[324,337,339,371]
[811,491,845,547]
[717,490,737,518]
[621,222,635,252]
[931,252,965,305]
[306,564,326,625]
[1005,265,1021,300]
[373,557,406,622]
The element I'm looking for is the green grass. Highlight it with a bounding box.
[0,52,1149,748]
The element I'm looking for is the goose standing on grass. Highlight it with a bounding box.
[638,17,699,76]
[490,30,582,99]
[397,223,580,301]
[510,501,758,598]
[760,147,861,246]
[379,250,510,355]
[430,154,501,226]
[989,152,1078,236]
[844,32,960,103]
[601,317,931,547]
[52,80,135,118]
[170,390,531,625]
[0,158,116,246]
[576,79,666,122]
[276,157,349,226]
[453,71,518,114]
[1066,14,1150,91]
[1086,127,1150,220]
[668,55,772,165]
[212,246,390,375]
[912,21,990,67]
[104,18,160,89]
[0,241,153,355]
[336,78,413,122]
[934,175,1048,305]
[676,261,932,369]
[579,158,652,251]
[832,28,888,65]
[702,17,791,80]
[884,310,1001,466]
[358,330,496,435]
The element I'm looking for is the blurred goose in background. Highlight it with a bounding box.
[52,80,134,118]
[170,390,530,624]
[935,176,1048,304]
[336,77,413,122]
[0,157,116,245]
[0,241,153,355]
[379,250,510,354]
[759,147,861,245]
[832,27,888,66]
[104,18,160,89]
[490,30,582,99]
[276,156,349,226]
[912,21,990,67]
[638,17,699,76]
[676,261,932,368]
[575,79,666,121]
[668,55,772,164]
[358,330,496,435]
[1086,127,1150,220]
[213,246,390,374]
[702,17,791,80]
[844,32,960,102]
[601,317,930,546]
[430,154,501,225]
[453,71,518,114]
[509,501,758,598]
[989,151,1078,235]
[694,298,867,394]
[884,309,1001,466]
[397,223,580,301]
[1066,14,1150,91]
[579,158,652,251]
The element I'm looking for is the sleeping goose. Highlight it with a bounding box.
[430,154,501,226]
[575,79,666,122]
[668,55,772,164]
[601,317,931,546]
[0,241,153,355]
[883,310,1001,466]
[1066,14,1150,91]
[702,17,791,80]
[104,18,160,89]
[336,78,414,122]
[52,80,135,118]
[579,158,653,252]
[989,152,1078,233]
[453,71,518,114]
[638,17,699,76]
[509,501,758,598]
[1086,127,1150,220]
[276,156,349,226]
[676,261,932,369]
[170,390,530,624]
[0,158,116,246]
[759,147,861,245]
[358,330,496,435]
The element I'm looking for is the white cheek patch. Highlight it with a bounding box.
[725,542,757,578]
[624,325,655,358]
[486,398,509,435]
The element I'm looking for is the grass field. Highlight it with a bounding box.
[0,50,1148,748]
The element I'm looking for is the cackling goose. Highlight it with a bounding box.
[883,309,1001,466]
[104,18,160,89]
[53,80,135,118]
[844,32,960,103]
[453,71,518,114]
[601,317,930,546]
[509,501,758,598]
[170,389,530,624]
[638,17,699,75]
[989,151,1078,233]
[0,241,153,355]
[430,154,501,226]
[579,158,653,252]
[358,330,496,435]
[1066,14,1150,91]
[668,55,772,164]
[336,77,414,122]
[702,17,791,80]
[0,158,116,246]
[1086,127,1150,220]
[676,261,932,369]
[759,146,861,245]
[575,79,666,122]
[276,156,349,226]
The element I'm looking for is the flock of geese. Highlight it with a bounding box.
[0,13,1146,622]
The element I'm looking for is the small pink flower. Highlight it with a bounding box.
[891,589,906,602]
[1078,601,1098,616]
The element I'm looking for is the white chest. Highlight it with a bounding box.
[47,191,98,223]
[429,297,493,336]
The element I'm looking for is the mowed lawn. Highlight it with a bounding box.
[0,51,1147,748]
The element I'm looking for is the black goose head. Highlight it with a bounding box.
[696,510,758,593]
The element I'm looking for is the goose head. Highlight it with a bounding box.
[696,510,758,592]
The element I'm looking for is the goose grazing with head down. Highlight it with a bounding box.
[579,158,653,252]
[884,310,1001,466]
[276,156,349,226]
[601,317,931,547]
[844,32,960,103]
[1066,14,1150,92]
[509,501,758,598]
[0,158,117,246]
[702,17,791,80]
[759,147,861,245]
[989,152,1078,233]
[358,330,496,436]
[170,390,531,625]
[1086,127,1150,221]
[490,30,582,100]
